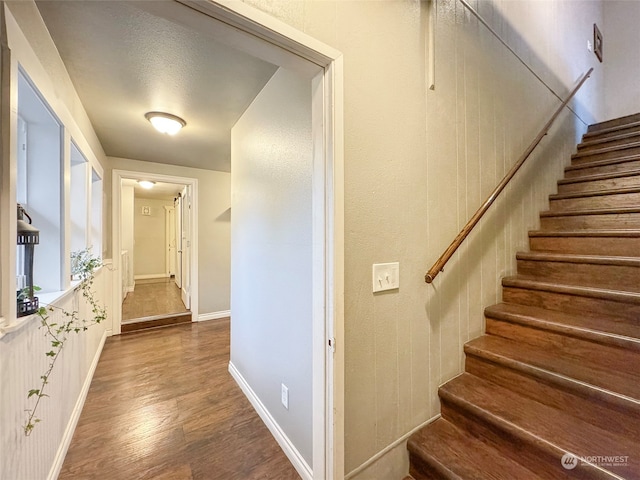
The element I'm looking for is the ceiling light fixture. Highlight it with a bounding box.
[138,180,156,189]
[144,112,186,135]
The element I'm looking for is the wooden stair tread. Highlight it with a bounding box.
[586,114,640,135]
[558,168,640,185]
[502,275,640,303]
[529,229,640,237]
[410,112,640,479]
[579,130,640,148]
[408,418,543,480]
[485,302,640,348]
[566,153,640,172]
[550,185,640,200]
[465,336,640,420]
[440,373,639,478]
[516,251,640,267]
[572,140,640,159]
[540,206,640,217]
[465,335,640,399]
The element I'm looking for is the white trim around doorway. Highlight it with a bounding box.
[111,170,198,335]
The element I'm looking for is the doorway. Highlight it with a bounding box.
[100,2,344,477]
[120,179,191,331]
[113,171,198,333]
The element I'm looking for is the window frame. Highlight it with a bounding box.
[1,64,105,327]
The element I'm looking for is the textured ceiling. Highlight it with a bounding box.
[36,1,278,172]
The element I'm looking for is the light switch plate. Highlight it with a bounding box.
[372,262,400,293]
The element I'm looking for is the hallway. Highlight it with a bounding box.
[59,320,300,479]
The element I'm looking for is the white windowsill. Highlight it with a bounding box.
[0,279,83,339]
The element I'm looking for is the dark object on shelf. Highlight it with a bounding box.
[17,204,40,317]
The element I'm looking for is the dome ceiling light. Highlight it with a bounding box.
[138,180,156,189]
[144,112,186,135]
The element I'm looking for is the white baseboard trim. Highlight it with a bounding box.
[228,362,312,480]
[48,330,107,480]
[197,310,231,322]
[344,414,441,479]
[126,286,135,293]
[134,274,169,280]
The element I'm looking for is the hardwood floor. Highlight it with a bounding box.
[59,320,301,480]
[122,278,189,321]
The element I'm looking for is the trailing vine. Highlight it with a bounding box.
[24,249,107,436]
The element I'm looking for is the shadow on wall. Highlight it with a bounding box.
[216,208,231,223]
[468,0,601,124]
[427,110,579,336]
[422,0,601,379]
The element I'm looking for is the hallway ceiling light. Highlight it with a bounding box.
[138,180,155,189]
[144,112,186,135]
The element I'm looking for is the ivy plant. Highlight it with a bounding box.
[24,248,107,436]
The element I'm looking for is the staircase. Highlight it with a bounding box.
[408,113,640,479]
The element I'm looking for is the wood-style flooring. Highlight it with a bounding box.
[59,320,301,480]
[122,278,189,321]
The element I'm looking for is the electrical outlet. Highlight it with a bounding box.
[281,383,289,410]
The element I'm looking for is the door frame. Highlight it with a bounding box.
[174,194,182,290]
[176,2,345,478]
[179,185,190,309]
[163,205,175,278]
[112,170,198,332]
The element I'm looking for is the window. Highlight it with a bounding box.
[91,168,103,258]
[17,70,63,294]
[70,142,88,254]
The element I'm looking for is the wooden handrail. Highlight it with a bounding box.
[425,67,593,284]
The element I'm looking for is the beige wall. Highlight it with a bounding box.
[107,157,231,316]
[241,0,605,477]
[603,0,640,120]
[133,196,173,277]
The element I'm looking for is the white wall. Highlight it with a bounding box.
[0,266,111,480]
[107,157,231,316]
[603,1,640,120]
[241,1,605,478]
[121,185,134,290]
[230,68,313,466]
[1,4,110,478]
[133,196,173,277]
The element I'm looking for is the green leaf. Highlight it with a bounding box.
[28,389,40,398]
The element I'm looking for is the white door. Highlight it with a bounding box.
[165,206,176,276]
[181,186,191,309]
[174,195,182,289]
